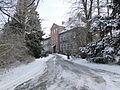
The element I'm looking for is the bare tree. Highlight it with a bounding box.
[68,0,113,44]
[97,0,100,15]
[0,0,41,29]
[69,0,94,20]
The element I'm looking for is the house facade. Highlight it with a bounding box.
[59,27,87,55]
[59,28,76,54]
[50,23,65,53]
[43,17,89,55]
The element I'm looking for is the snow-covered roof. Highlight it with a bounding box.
[58,16,82,34]
[61,16,81,30]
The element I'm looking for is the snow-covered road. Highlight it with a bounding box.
[14,55,120,90]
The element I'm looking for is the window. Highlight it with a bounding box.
[63,36,65,41]
[60,44,63,51]
[63,44,66,50]
[66,44,69,50]
[52,30,54,34]
[60,36,63,41]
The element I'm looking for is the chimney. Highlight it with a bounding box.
[62,21,65,25]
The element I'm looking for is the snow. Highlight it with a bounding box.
[112,29,120,35]
[75,59,120,74]
[57,54,120,90]
[0,54,120,90]
[59,54,120,75]
[118,50,120,55]
[0,54,54,90]
[61,15,83,31]
[48,54,120,90]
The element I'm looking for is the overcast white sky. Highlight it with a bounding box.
[37,0,70,37]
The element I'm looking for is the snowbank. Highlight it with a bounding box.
[0,54,54,90]
[58,54,120,75]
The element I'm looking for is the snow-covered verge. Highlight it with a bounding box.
[58,54,120,75]
[74,59,120,74]
[0,54,54,90]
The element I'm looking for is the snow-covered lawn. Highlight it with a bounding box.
[0,54,54,90]
[59,54,120,75]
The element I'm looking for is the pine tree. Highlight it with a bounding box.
[112,0,120,18]
[16,0,44,58]
[25,9,44,58]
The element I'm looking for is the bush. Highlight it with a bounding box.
[79,33,120,64]
[0,34,34,68]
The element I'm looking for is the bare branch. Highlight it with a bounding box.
[0,8,20,24]
[27,0,36,7]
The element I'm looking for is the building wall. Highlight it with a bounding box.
[50,23,64,53]
[47,23,88,55]
[59,29,77,55]
[59,27,87,56]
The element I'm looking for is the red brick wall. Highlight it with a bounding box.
[50,24,64,53]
